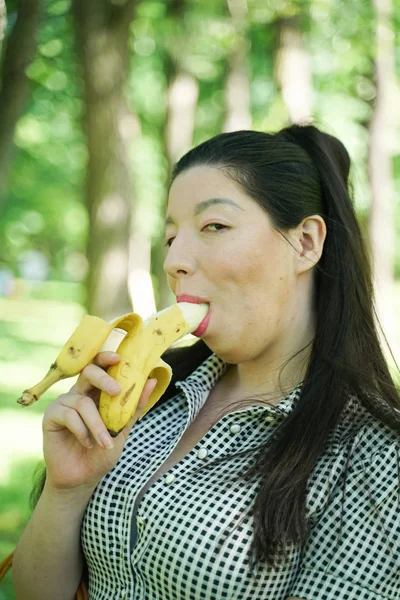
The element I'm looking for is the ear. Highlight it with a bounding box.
[294,215,327,274]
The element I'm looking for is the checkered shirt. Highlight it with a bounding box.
[81,352,400,599]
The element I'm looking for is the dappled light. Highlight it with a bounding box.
[0,0,399,597]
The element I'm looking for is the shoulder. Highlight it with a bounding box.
[329,393,399,458]
[297,399,400,600]
[326,395,399,503]
[306,395,399,517]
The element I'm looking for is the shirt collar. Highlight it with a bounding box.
[175,351,303,420]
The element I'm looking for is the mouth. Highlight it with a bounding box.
[176,294,210,305]
[176,294,211,337]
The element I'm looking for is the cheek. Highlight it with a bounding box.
[220,235,264,279]
[239,244,293,310]
[214,255,253,290]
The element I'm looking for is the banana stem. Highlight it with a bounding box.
[17,365,64,406]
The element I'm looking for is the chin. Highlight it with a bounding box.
[202,340,246,365]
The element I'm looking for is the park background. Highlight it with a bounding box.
[0,0,400,598]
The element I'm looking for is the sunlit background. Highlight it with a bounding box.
[1,0,400,597]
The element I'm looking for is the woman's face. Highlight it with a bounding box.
[163,166,317,364]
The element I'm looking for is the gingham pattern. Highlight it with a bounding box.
[81,352,400,600]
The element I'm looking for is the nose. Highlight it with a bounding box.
[163,235,196,279]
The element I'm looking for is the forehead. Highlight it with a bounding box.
[166,166,255,221]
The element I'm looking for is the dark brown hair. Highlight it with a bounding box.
[31,123,400,572]
[159,123,400,568]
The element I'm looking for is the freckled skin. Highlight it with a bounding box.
[163,166,326,398]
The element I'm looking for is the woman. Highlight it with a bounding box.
[12,124,400,599]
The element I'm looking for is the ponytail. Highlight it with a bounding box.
[31,123,400,571]
[169,123,400,567]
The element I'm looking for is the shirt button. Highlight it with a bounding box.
[229,424,241,434]
[164,473,176,485]
[197,448,208,459]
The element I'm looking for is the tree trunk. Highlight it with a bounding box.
[126,113,156,320]
[368,0,400,366]
[0,0,41,207]
[165,71,198,166]
[153,69,199,311]
[222,0,251,132]
[0,0,6,56]
[71,0,138,321]
[274,14,313,124]
[151,0,199,311]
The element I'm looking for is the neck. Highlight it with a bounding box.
[218,321,315,407]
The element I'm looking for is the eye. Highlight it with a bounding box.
[164,223,228,248]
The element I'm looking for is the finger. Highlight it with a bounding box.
[92,351,121,369]
[60,393,116,449]
[44,401,94,449]
[137,377,158,412]
[71,361,122,397]
[69,351,120,395]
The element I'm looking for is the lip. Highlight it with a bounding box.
[176,294,210,305]
[191,311,211,337]
[176,294,211,337]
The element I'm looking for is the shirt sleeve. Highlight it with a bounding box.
[288,438,400,600]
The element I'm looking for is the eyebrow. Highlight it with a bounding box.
[165,198,244,225]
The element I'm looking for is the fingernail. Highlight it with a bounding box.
[108,382,121,395]
[100,432,114,449]
[85,437,93,448]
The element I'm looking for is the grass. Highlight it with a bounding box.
[0,283,399,600]
[0,294,85,600]
[0,288,195,599]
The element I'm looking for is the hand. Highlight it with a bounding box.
[42,351,157,493]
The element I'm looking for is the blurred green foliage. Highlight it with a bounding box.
[1,0,86,282]
[1,0,399,285]
[0,292,84,600]
[1,0,400,597]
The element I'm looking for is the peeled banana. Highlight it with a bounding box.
[17,302,209,435]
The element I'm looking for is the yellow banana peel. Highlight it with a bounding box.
[17,302,209,435]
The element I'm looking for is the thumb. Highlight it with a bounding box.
[137,377,158,414]
[121,377,158,437]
